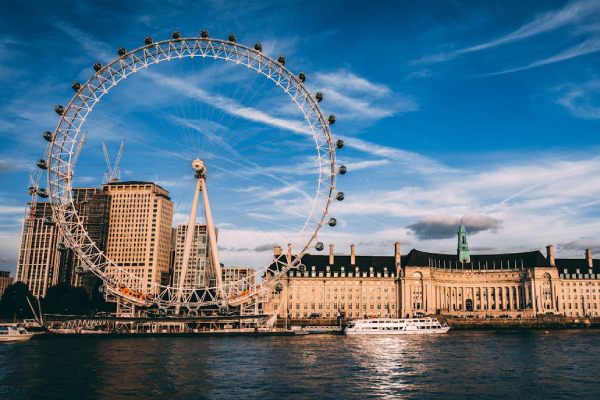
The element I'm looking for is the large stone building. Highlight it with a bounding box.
[265,223,600,320]
[103,181,173,294]
[0,271,13,298]
[265,244,400,319]
[16,202,61,297]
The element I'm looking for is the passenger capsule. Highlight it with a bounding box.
[37,188,49,198]
[328,218,337,227]
[75,266,85,274]
[93,62,102,72]
[57,242,67,252]
[54,105,64,115]
[338,165,347,175]
[253,43,262,52]
[298,264,307,273]
[117,47,127,56]
[144,36,153,45]
[172,31,181,39]
[200,30,209,38]
[43,217,54,226]
[328,115,336,125]
[98,285,104,293]
[71,82,82,92]
[228,34,236,42]
[28,186,36,195]
[336,192,344,201]
[298,72,306,82]
[37,159,48,170]
[336,139,344,149]
[277,55,286,66]
[274,282,284,293]
[315,92,324,102]
[315,242,324,251]
[43,131,55,142]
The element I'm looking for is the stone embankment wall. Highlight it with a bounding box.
[441,315,600,330]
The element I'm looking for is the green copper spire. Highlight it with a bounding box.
[457,220,471,263]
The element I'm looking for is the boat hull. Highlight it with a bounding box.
[346,327,450,335]
[0,333,34,342]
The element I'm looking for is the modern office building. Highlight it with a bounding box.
[0,271,13,298]
[68,188,110,293]
[103,181,173,294]
[15,202,61,297]
[173,224,210,290]
[223,266,256,292]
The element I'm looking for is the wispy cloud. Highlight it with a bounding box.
[485,37,600,76]
[554,79,600,119]
[54,22,113,61]
[330,150,600,256]
[417,0,600,64]
[312,70,418,120]
[144,70,437,175]
[339,135,453,175]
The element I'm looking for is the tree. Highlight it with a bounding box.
[62,287,90,315]
[0,282,37,321]
[43,282,71,314]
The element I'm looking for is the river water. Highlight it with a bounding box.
[1,330,599,399]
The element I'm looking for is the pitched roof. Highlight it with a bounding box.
[554,258,600,275]
[299,254,404,274]
[403,249,549,269]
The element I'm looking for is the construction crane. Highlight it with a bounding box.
[102,140,124,184]
[73,131,87,168]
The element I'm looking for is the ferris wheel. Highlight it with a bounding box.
[31,31,347,312]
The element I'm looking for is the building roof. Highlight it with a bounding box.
[102,180,170,200]
[299,254,404,274]
[554,258,600,274]
[404,249,549,269]
[268,248,600,275]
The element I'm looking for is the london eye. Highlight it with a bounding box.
[29,31,347,314]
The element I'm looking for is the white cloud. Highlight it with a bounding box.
[54,22,113,61]
[555,79,600,119]
[417,0,600,64]
[339,135,453,175]
[312,70,418,121]
[330,150,600,258]
[143,70,435,177]
[485,37,600,76]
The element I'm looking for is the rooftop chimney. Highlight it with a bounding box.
[586,248,593,269]
[329,244,334,265]
[274,245,282,258]
[286,243,292,264]
[394,242,402,277]
[546,245,555,266]
[351,244,356,265]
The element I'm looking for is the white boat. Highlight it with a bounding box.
[345,317,450,335]
[0,324,34,342]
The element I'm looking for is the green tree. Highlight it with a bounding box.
[62,287,90,315]
[0,282,37,321]
[43,282,71,314]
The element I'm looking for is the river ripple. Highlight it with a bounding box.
[1,330,600,399]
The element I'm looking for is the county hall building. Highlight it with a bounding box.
[265,223,600,320]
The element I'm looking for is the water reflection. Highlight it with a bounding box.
[2,331,600,399]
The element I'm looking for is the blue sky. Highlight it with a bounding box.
[2,0,600,273]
